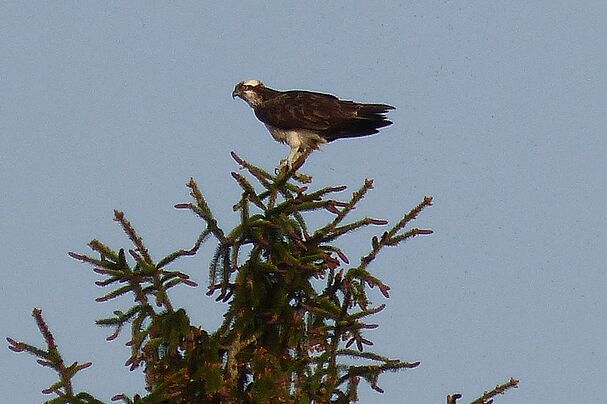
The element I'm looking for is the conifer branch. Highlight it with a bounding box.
[114,210,153,265]
[68,210,202,372]
[359,195,433,270]
[156,229,211,269]
[469,377,519,404]
[446,377,519,404]
[231,171,267,210]
[268,199,334,217]
[312,178,375,240]
[231,151,274,186]
[320,216,388,243]
[335,359,421,387]
[183,177,227,244]
[335,349,419,366]
[348,303,386,321]
[297,184,348,202]
[88,239,120,261]
[7,309,100,402]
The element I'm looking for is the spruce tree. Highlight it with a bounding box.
[8,153,518,403]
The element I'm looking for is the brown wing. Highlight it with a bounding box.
[255,90,394,141]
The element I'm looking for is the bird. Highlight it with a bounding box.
[232,80,395,169]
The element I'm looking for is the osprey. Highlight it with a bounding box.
[232,80,395,168]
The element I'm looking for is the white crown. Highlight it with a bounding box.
[242,79,263,87]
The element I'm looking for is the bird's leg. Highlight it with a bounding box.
[279,145,302,170]
[288,146,302,169]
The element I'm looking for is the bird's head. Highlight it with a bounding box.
[232,79,265,108]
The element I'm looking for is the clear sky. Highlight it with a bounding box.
[2,2,606,403]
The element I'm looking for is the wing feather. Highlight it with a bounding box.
[255,91,338,131]
[254,90,395,141]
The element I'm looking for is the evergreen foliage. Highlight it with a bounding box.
[8,153,518,403]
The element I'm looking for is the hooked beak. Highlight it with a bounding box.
[232,87,241,99]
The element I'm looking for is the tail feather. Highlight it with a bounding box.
[359,103,395,114]
[323,103,395,141]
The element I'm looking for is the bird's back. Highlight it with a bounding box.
[254,90,394,141]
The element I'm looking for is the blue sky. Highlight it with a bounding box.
[2,2,606,403]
